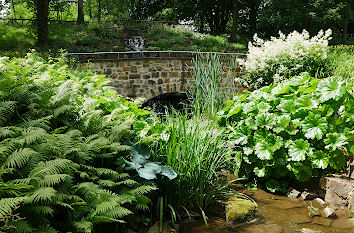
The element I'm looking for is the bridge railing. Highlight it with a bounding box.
[65,50,247,63]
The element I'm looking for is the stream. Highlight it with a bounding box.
[179,189,354,233]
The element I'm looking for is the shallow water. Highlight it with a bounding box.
[179,189,354,233]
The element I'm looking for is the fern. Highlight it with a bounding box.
[0,197,27,218]
[3,148,39,169]
[0,54,156,232]
[0,101,16,127]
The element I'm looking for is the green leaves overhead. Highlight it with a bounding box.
[220,73,353,189]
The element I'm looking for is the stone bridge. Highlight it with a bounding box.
[67,51,245,100]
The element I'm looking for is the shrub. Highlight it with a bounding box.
[219,73,353,193]
[0,24,34,50]
[328,45,354,86]
[242,29,332,88]
[0,53,156,232]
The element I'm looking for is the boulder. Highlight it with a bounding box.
[288,188,301,199]
[322,207,336,218]
[226,198,259,229]
[147,222,176,233]
[301,191,317,200]
[314,198,326,207]
[324,177,354,206]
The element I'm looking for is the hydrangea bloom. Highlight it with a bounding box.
[241,29,332,88]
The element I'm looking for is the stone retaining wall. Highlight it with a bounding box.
[88,58,240,100]
[89,59,193,99]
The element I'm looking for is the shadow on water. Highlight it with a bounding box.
[179,189,354,233]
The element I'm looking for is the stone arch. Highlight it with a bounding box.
[141,92,188,114]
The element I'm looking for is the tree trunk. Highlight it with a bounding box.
[35,0,50,47]
[11,0,16,18]
[89,0,92,19]
[199,16,205,33]
[77,0,84,24]
[231,0,238,41]
[98,0,102,22]
[249,0,258,35]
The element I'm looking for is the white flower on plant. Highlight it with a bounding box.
[243,29,332,85]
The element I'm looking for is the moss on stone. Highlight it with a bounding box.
[226,198,258,223]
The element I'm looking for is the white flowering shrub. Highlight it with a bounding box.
[241,29,332,88]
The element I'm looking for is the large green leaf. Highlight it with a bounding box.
[317,76,346,103]
[288,140,311,161]
[254,130,283,160]
[302,113,327,140]
[324,133,348,152]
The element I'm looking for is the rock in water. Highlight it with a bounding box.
[288,188,301,199]
[301,191,317,200]
[322,207,336,218]
[226,198,258,229]
[314,198,326,207]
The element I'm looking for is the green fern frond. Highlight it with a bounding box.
[3,148,39,169]
[21,117,52,131]
[0,127,18,139]
[27,205,54,216]
[38,174,70,187]
[8,220,33,233]
[0,101,16,127]
[135,196,151,211]
[116,179,138,186]
[73,220,93,233]
[129,185,157,196]
[53,105,75,118]
[90,216,124,224]
[0,197,27,218]
[104,206,133,219]
[97,179,116,187]
[26,187,57,204]
[0,182,33,197]
[21,127,47,146]
[35,224,59,233]
[95,168,119,177]
[29,159,72,178]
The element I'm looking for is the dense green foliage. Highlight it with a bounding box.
[0,53,157,232]
[219,73,353,192]
[146,25,246,52]
[0,22,246,54]
[328,45,354,85]
[138,110,236,212]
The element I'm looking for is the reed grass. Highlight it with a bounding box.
[151,109,236,211]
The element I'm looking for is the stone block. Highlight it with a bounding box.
[169,72,179,78]
[110,73,118,79]
[143,75,151,79]
[324,177,354,206]
[151,72,159,78]
[148,80,156,85]
[129,74,141,80]
[118,75,128,80]
[123,67,130,71]
[161,72,168,78]
[130,66,138,73]
[158,79,163,84]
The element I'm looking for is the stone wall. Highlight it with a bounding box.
[88,57,241,100]
[89,59,193,100]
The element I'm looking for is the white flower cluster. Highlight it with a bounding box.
[241,29,332,86]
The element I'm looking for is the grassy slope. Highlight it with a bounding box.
[0,22,247,55]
